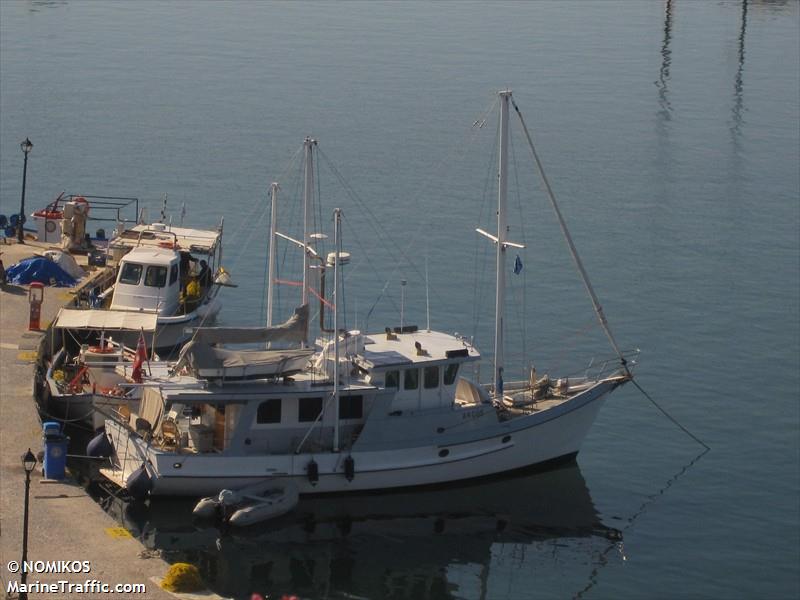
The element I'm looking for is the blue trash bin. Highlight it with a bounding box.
[42,421,69,480]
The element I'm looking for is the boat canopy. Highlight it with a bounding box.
[171,305,310,377]
[190,304,309,345]
[110,223,221,255]
[54,308,158,331]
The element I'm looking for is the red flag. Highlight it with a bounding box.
[131,331,147,383]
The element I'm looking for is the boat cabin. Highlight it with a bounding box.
[110,247,181,314]
[107,222,222,316]
[131,327,484,458]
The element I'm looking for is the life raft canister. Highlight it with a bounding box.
[72,196,90,215]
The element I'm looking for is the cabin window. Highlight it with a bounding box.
[444,363,459,385]
[119,263,143,285]
[385,370,399,388]
[404,369,419,390]
[169,264,179,285]
[298,397,323,422]
[339,395,363,419]
[144,266,168,288]
[424,366,440,389]
[256,399,281,424]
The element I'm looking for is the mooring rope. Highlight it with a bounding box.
[632,378,711,451]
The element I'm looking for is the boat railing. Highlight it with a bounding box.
[501,349,640,392]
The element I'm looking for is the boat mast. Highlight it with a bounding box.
[494,90,511,399]
[332,208,342,452]
[302,137,316,308]
[266,182,279,328]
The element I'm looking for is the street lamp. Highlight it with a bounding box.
[20,448,37,600]
[18,138,33,243]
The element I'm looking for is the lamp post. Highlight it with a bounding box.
[20,448,37,600]
[18,138,33,243]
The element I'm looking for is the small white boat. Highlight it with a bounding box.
[193,481,299,526]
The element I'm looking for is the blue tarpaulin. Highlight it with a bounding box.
[6,257,77,287]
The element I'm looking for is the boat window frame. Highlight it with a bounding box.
[423,365,440,389]
[385,370,399,388]
[144,265,168,288]
[298,396,323,422]
[169,263,179,286]
[119,262,143,285]
[339,395,363,420]
[444,363,459,386]
[256,398,281,424]
[404,368,419,390]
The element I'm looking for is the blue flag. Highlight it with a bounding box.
[513,255,523,275]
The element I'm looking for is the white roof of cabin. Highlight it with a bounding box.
[118,246,177,266]
[110,223,220,255]
[356,330,480,369]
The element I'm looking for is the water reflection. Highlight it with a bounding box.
[99,465,621,600]
[655,0,674,122]
[730,0,748,142]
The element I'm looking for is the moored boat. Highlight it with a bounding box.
[95,90,636,499]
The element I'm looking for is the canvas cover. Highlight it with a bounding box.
[54,308,158,331]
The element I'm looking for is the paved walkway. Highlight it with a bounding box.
[0,240,180,599]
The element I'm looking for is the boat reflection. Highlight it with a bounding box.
[103,464,621,600]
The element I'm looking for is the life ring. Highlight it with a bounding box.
[89,345,116,354]
[73,196,90,215]
[45,220,57,233]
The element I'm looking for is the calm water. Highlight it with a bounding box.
[2,1,798,598]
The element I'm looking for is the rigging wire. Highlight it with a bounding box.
[471,112,501,344]
[510,97,628,370]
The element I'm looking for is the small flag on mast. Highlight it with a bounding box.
[131,331,148,383]
[513,255,524,275]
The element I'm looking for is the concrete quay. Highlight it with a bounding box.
[0,240,182,599]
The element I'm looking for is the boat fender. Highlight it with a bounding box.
[126,464,153,499]
[344,456,355,482]
[86,431,113,458]
[307,459,319,485]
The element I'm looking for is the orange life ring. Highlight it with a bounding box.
[89,345,115,354]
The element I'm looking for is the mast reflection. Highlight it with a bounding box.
[731,0,748,141]
[655,0,674,122]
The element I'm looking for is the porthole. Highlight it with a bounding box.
[502,435,511,443]
[172,462,182,469]
[438,449,449,458]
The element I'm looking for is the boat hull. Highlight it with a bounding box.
[102,378,620,496]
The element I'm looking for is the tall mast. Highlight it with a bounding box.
[494,90,511,399]
[302,137,316,308]
[266,182,279,328]
[332,208,342,452]
[475,91,524,398]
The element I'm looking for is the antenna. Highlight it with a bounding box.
[400,279,407,331]
[425,254,431,331]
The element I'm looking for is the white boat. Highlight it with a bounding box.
[95,91,636,498]
[40,308,160,429]
[80,220,229,354]
[193,481,300,526]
